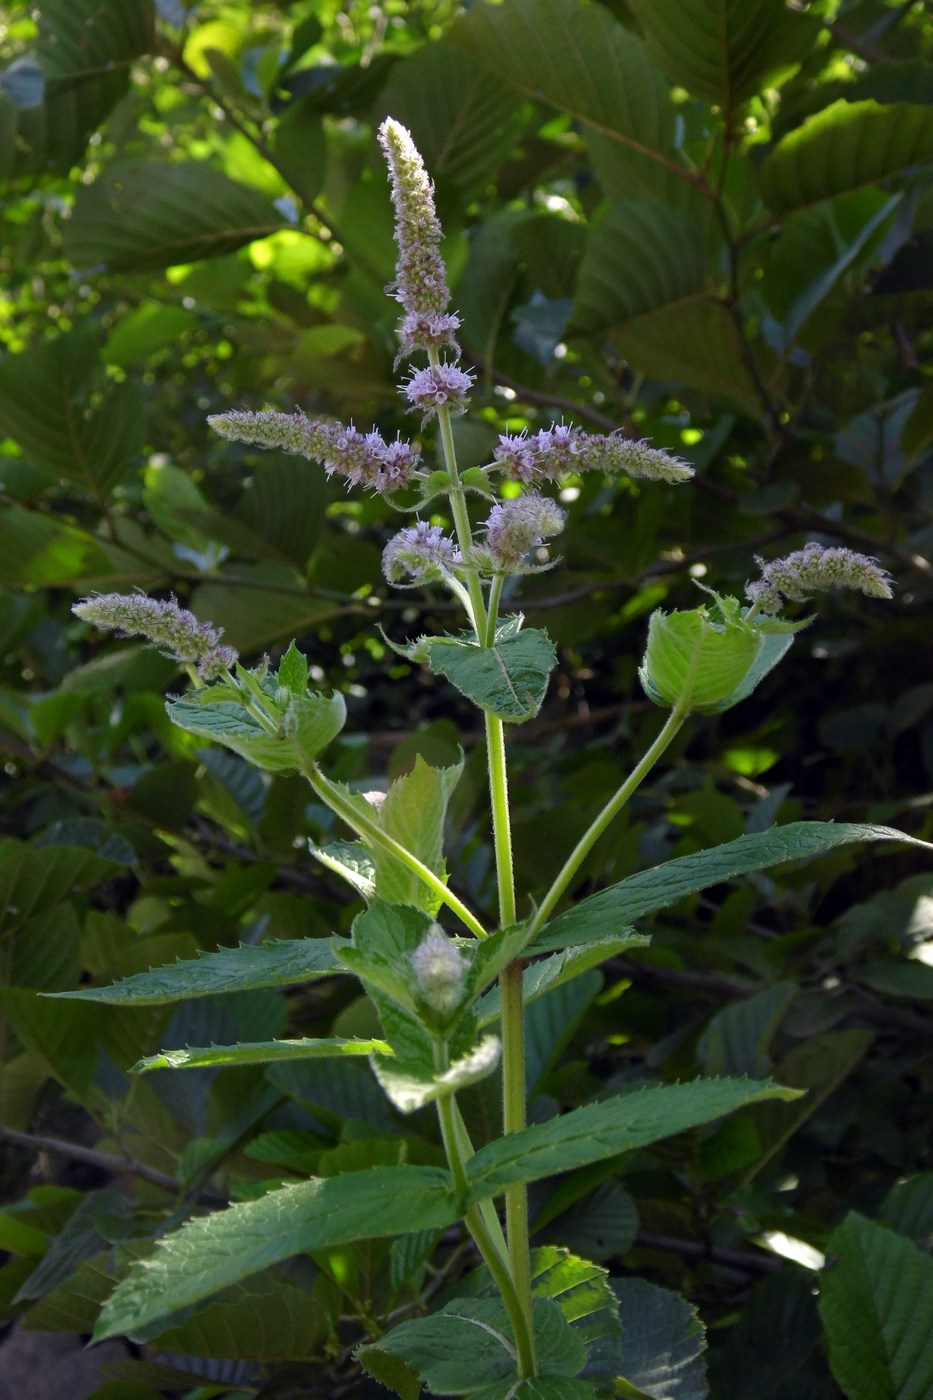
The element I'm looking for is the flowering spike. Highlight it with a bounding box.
[410,927,468,1015]
[481,494,567,572]
[207,410,420,494]
[378,118,459,355]
[489,428,691,485]
[382,521,460,585]
[746,543,894,614]
[402,361,474,418]
[73,593,238,679]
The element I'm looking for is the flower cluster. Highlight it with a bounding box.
[402,362,474,418]
[207,410,420,493]
[479,494,567,572]
[492,428,693,485]
[746,543,895,614]
[378,119,460,357]
[73,593,238,680]
[382,520,460,585]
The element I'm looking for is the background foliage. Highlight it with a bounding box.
[0,0,931,1396]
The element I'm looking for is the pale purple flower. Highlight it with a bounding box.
[382,521,460,585]
[489,426,689,485]
[494,433,540,484]
[402,361,474,416]
[378,118,459,354]
[746,543,894,614]
[208,410,419,493]
[73,593,238,679]
[482,494,567,570]
[410,927,467,1014]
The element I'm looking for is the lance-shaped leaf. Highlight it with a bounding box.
[372,1035,501,1114]
[818,1212,933,1400]
[465,1079,801,1201]
[132,1036,389,1073]
[93,1167,461,1342]
[760,100,933,214]
[47,938,349,1006]
[66,160,287,272]
[533,823,932,953]
[476,934,649,1027]
[372,753,463,915]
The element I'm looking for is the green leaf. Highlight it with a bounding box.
[378,39,524,198]
[453,0,675,160]
[625,0,818,109]
[94,1167,460,1342]
[144,1269,329,1359]
[818,1213,933,1400]
[530,1246,623,1385]
[166,683,345,773]
[13,1189,136,1305]
[639,606,763,714]
[476,934,650,1027]
[372,753,463,915]
[0,331,143,492]
[46,937,348,1006]
[534,823,932,952]
[465,1078,800,1200]
[879,1174,933,1248]
[132,1036,389,1073]
[66,160,287,272]
[359,1297,585,1396]
[0,838,127,939]
[419,628,557,724]
[697,982,797,1078]
[761,101,933,214]
[310,841,376,899]
[371,1035,501,1114]
[570,200,707,337]
[277,641,309,695]
[613,1278,708,1400]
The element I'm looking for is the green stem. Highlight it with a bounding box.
[526,704,690,943]
[434,1046,536,1378]
[484,574,505,646]
[429,349,487,639]
[302,762,488,940]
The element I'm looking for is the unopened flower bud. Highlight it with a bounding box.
[577,434,694,483]
[73,592,238,679]
[410,927,467,1015]
[402,362,474,417]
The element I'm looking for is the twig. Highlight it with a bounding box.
[634,1229,783,1276]
[0,1125,183,1196]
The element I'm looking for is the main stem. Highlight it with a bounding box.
[433,372,537,1376]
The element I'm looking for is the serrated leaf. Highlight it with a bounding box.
[373,753,463,915]
[277,641,309,695]
[613,1278,708,1400]
[66,160,286,272]
[761,100,933,214]
[94,1167,460,1342]
[421,629,557,723]
[570,200,707,337]
[531,1246,623,1384]
[465,1078,800,1200]
[47,937,347,1005]
[625,0,817,109]
[166,685,345,773]
[818,1213,933,1400]
[310,840,376,898]
[453,0,674,160]
[132,1036,388,1073]
[477,934,650,1027]
[534,823,932,952]
[359,1297,584,1396]
[372,1035,501,1114]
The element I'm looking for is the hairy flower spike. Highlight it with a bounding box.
[378,118,458,354]
[382,520,460,585]
[208,410,420,494]
[403,362,474,417]
[490,427,690,485]
[410,927,468,1015]
[482,494,567,571]
[73,593,238,679]
[746,543,894,613]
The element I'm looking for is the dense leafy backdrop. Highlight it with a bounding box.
[0,1,931,1397]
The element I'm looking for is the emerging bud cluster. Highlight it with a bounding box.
[207,410,420,494]
[382,521,461,585]
[410,927,468,1016]
[402,362,474,417]
[746,543,894,614]
[493,428,693,485]
[73,593,238,679]
[479,494,567,572]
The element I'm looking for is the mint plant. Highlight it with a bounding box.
[59,121,924,1398]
